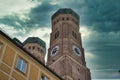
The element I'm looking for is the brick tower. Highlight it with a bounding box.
[47,8,91,80]
[23,37,46,64]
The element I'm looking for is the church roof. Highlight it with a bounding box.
[23,37,46,49]
[52,8,79,20]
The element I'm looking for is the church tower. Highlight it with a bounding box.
[23,37,46,64]
[47,8,91,80]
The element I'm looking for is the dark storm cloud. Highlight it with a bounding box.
[82,0,120,32]
[82,4,120,75]
[84,30,120,78]
[0,14,23,28]
[28,2,58,27]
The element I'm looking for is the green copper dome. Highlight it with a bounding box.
[52,8,79,20]
[23,37,46,48]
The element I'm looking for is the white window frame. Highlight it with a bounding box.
[16,57,27,73]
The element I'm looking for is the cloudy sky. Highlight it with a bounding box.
[0,0,120,79]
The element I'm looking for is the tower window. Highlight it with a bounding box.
[62,17,65,20]
[53,21,56,25]
[41,49,44,53]
[72,31,77,39]
[75,21,78,25]
[33,46,35,50]
[28,46,31,50]
[72,19,74,22]
[52,59,55,62]
[16,57,27,73]
[75,21,78,24]
[72,31,74,37]
[38,47,40,51]
[57,19,59,22]
[55,31,59,39]
[74,33,77,39]
[67,17,69,20]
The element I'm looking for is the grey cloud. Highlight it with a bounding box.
[83,30,120,79]
[0,14,22,28]
[81,0,120,32]
[0,1,59,34]
[28,2,59,27]
[92,69,120,79]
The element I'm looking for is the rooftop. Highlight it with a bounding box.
[23,37,46,49]
[52,8,79,20]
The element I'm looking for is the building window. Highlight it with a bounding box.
[55,31,59,39]
[33,46,35,50]
[28,46,31,50]
[67,17,69,20]
[74,33,77,39]
[16,57,27,73]
[72,19,74,22]
[53,21,56,25]
[41,49,44,53]
[57,19,59,22]
[72,31,74,37]
[75,21,78,25]
[62,17,65,20]
[38,47,40,51]
[41,76,49,80]
[72,31,77,39]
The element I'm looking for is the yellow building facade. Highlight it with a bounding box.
[0,30,63,80]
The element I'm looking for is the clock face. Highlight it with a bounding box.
[51,46,59,56]
[72,45,81,56]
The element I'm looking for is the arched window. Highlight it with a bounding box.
[72,31,74,37]
[67,17,69,20]
[33,46,35,50]
[28,46,31,50]
[72,31,77,39]
[62,17,65,20]
[74,33,77,39]
[55,31,59,39]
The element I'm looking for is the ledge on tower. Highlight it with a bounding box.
[23,37,46,49]
[52,8,79,20]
